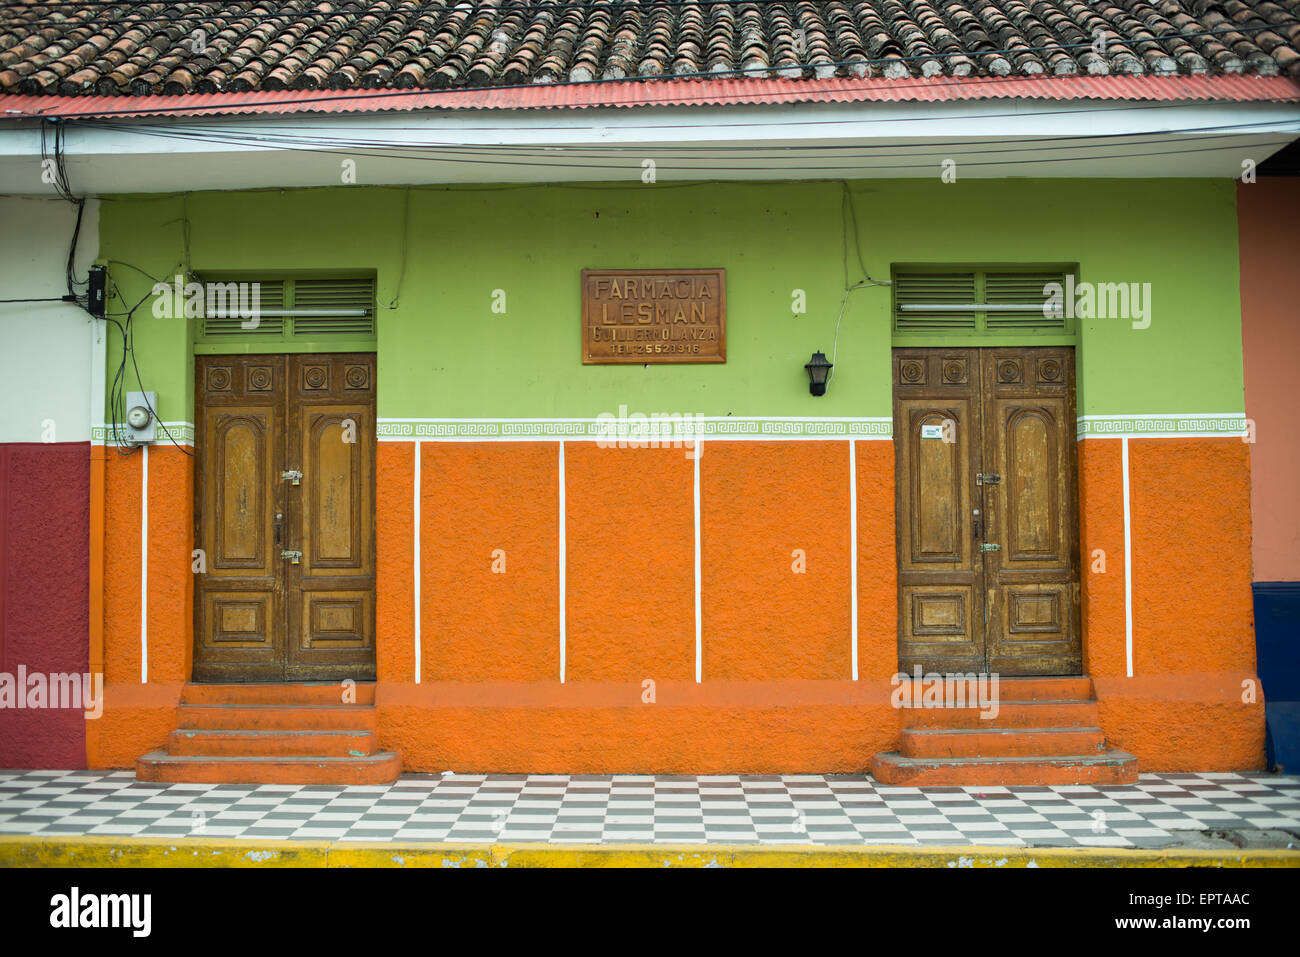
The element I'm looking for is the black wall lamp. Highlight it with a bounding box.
[804,351,833,396]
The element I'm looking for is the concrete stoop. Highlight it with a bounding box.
[870,677,1139,786]
[136,683,401,785]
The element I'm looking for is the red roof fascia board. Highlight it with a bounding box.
[3,75,1299,121]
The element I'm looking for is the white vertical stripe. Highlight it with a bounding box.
[1121,436,1133,678]
[558,441,566,684]
[849,439,858,681]
[694,440,703,683]
[140,443,148,684]
[413,441,422,684]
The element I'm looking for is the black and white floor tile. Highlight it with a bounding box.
[0,771,1297,849]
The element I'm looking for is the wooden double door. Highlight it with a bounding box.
[893,347,1081,676]
[193,354,377,682]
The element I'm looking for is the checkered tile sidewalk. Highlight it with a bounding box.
[1,770,1297,848]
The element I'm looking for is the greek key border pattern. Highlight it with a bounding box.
[91,422,195,446]
[1076,414,1248,439]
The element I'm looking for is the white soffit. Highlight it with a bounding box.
[0,99,1297,192]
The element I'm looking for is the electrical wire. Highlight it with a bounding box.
[380,185,411,309]
[86,116,1300,161]
[101,275,194,456]
[83,117,1295,173]
[825,180,886,381]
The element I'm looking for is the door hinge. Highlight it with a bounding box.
[281,469,303,486]
[980,543,1001,552]
[281,549,302,564]
[976,473,1001,486]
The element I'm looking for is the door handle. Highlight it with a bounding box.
[972,508,981,540]
[274,511,282,546]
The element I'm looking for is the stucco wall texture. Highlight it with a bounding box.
[0,443,89,768]
[1237,179,1300,583]
[1080,438,1261,771]
[89,434,1264,773]
[87,448,191,769]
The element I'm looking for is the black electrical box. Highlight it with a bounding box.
[87,264,107,318]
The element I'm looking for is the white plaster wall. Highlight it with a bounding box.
[0,195,98,443]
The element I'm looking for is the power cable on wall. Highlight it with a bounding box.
[87,116,1300,160]
[102,261,195,457]
[84,118,1295,174]
[827,181,888,383]
[31,123,190,458]
[380,186,412,310]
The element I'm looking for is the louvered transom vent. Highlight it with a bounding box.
[200,280,286,337]
[197,275,376,345]
[892,273,979,332]
[893,268,1072,337]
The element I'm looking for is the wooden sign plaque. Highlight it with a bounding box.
[582,268,726,364]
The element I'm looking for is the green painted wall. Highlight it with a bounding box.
[97,179,1245,425]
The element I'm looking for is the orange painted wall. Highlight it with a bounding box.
[88,446,189,768]
[855,441,899,681]
[702,441,851,680]
[566,443,692,682]
[375,441,415,683]
[419,442,559,682]
[375,438,901,772]
[90,433,1262,773]
[1082,436,1263,771]
[1237,179,1300,582]
[1077,439,1126,679]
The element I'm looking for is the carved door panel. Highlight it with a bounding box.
[194,354,375,682]
[284,355,376,680]
[194,357,286,682]
[980,349,1081,675]
[893,350,985,673]
[893,347,1081,676]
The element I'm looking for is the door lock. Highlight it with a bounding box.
[976,473,1001,486]
[282,469,303,486]
[281,549,303,564]
[980,543,1001,552]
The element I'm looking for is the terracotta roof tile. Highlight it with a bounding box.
[0,0,1297,99]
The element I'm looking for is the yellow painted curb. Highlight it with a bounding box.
[2,836,1299,868]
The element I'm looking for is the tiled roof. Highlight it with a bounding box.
[4,74,1299,117]
[1,0,1299,100]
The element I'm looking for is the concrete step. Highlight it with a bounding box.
[991,677,1094,701]
[870,750,1139,787]
[900,699,1100,730]
[181,683,375,707]
[177,704,378,732]
[136,751,402,786]
[166,728,378,758]
[900,726,1106,759]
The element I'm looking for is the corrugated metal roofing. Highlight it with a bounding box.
[3,74,1299,120]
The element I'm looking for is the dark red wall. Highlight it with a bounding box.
[0,442,89,768]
